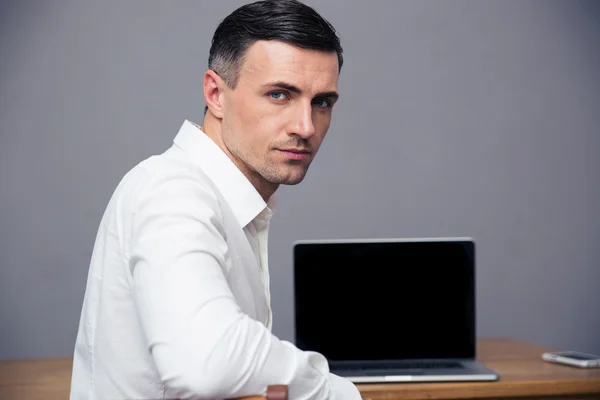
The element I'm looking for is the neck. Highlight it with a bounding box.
[201,113,278,202]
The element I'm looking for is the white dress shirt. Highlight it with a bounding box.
[70,120,362,400]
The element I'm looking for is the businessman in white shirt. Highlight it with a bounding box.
[70,0,366,399]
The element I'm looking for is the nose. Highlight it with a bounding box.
[290,102,316,139]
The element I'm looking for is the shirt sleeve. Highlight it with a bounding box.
[127,169,363,400]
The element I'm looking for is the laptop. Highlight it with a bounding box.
[292,237,499,383]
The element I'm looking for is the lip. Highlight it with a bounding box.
[277,148,311,160]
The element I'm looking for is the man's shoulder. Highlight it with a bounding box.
[129,147,206,179]
[113,147,222,210]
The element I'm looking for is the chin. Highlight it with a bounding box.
[280,177,305,186]
[260,162,310,186]
[267,170,308,186]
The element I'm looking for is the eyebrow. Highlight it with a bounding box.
[264,81,339,100]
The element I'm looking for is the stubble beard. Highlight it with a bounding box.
[259,157,310,186]
[225,136,311,187]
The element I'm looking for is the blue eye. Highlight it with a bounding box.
[269,91,288,101]
[313,98,332,108]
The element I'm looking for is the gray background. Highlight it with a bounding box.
[1,0,599,360]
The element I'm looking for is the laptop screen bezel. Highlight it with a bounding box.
[292,237,477,362]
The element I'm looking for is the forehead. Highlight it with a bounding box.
[239,40,339,91]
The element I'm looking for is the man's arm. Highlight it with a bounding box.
[127,170,362,400]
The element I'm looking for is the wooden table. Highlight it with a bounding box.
[1,338,599,399]
[358,338,600,399]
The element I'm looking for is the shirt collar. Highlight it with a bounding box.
[172,120,276,228]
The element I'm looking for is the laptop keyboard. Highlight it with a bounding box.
[342,361,462,370]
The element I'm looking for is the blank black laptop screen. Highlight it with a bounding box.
[293,240,475,361]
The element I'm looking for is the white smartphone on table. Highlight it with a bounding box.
[542,350,600,368]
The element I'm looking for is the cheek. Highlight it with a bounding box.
[229,90,263,130]
[235,96,278,134]
[235,112,282,155]
[311,132,327,153]
[313,108,332,127]
[312,113,332,141]
[250,111,287,143]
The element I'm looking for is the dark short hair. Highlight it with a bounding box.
[205,0,343,113]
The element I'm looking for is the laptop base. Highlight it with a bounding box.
[333,359,499,383]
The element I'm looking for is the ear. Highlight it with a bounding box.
[203,69,226,119]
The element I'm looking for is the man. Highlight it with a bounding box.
[71,0,364,399]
